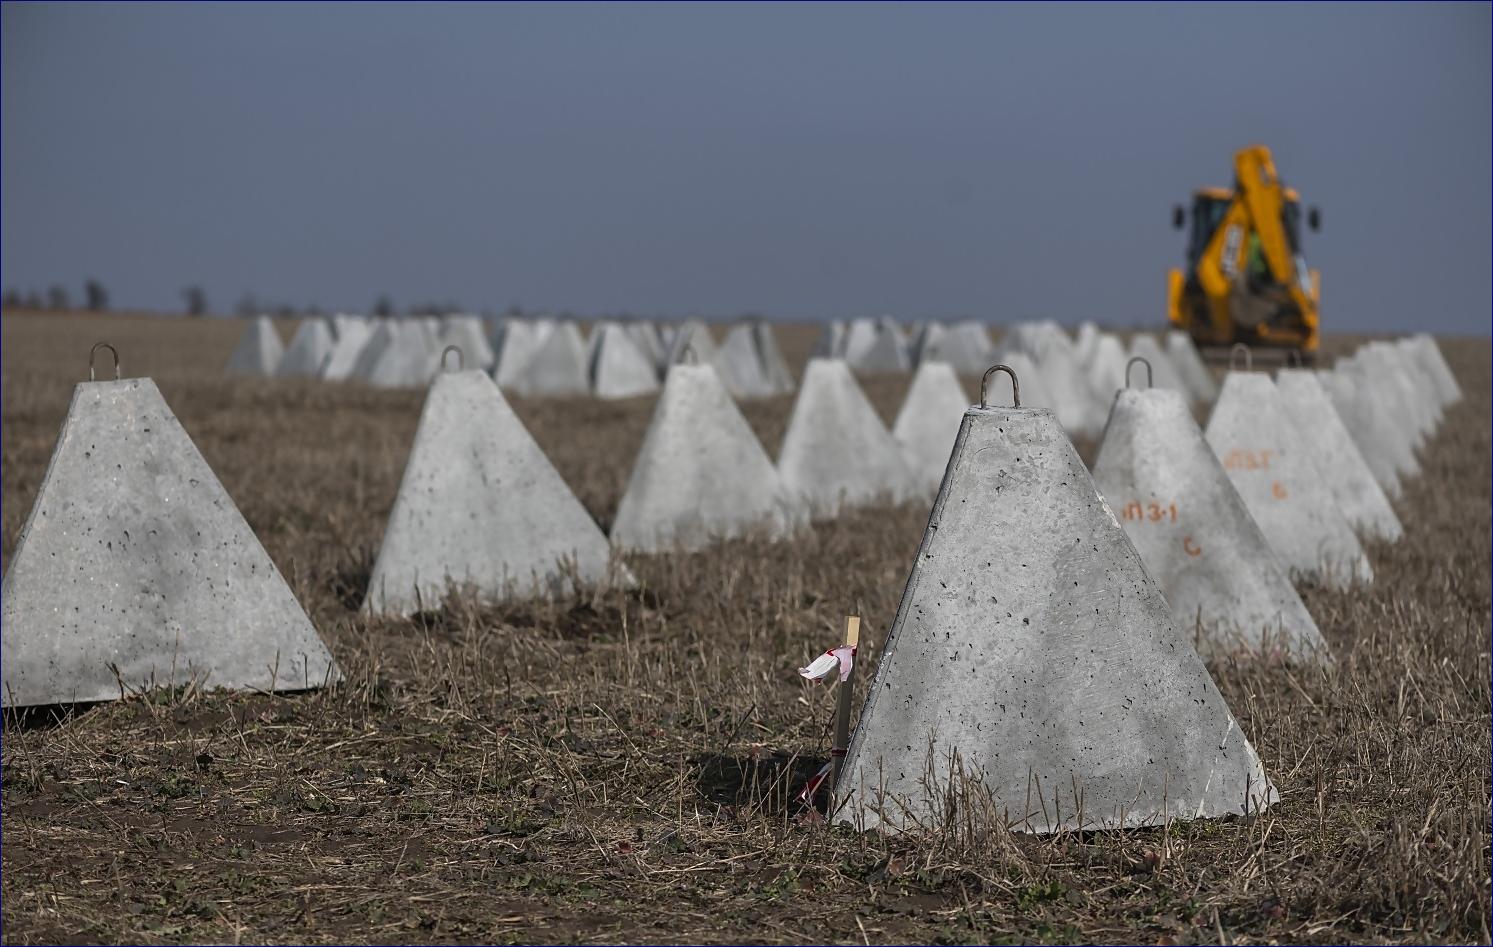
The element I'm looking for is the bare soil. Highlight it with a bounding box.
[2,312,1488,944]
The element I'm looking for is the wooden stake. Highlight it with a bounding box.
[830,616,860,791]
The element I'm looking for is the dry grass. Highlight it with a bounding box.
[1,311,1488,945]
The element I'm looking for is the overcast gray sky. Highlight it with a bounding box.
[3,2,1489,333]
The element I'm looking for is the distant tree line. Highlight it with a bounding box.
[2,279,111,312]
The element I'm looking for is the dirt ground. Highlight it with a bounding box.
[2,311,1489,945]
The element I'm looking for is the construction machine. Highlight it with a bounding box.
[1167,145,1321,362]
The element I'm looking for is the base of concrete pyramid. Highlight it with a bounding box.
[364,370,621,615]
[777,359,918,515]
[612,364,796,551]
[2,378,339,707]
[226,316,285,376]
[1093,388,1329,660]
[278,318,334,377]
[892,361,970,493]
[1276,369,1403,544]
[837,404,1275,834]
[1205,373,1372,589]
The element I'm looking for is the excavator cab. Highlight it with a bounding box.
[1167,146,1321,362]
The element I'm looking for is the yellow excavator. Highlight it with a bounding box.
[1167,145,1321,362]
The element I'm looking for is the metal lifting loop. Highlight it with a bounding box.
[1286,349,1303,368]
[441,345,464,372]
[1125,356,1153,389]
[681,343,698,365]
[980,364,1020,409]
[88,342,120,382]
[1230,343,1253,372]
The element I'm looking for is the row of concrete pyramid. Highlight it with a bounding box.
[0,333,1461,843]
[835,333,1460,835]
[811,316,1217,438]
[226,313,795,401]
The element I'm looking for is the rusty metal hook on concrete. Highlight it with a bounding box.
[1126,356,1153,389]
[1230,343,1253,372]
[980,364,1020,408]
[441,345,464,372]
[88,342,119,382]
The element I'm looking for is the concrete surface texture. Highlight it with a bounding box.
[777,358,917,515]
[1358,343,1439,443]
[1323,361,1422,487]
[1126,334,1188,397]
[713,323,778,399]
[891,360,971,494]
[363,369,617,614]
[438,316,496,371]
[491,319,547,390]
[589,323,661,400]
[508,321,589,397]
[1092,388,1328,660]
[837,403,1275,834]
[1204,372,1373,589]
[225,315,284,375]
[276,318,334,378]
[1,377,339,707]
[1166,330,1219,404]
[1275,368,1404,544]
[611,364,795,552]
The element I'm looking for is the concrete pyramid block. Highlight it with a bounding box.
[277,318,335,378]
[778,358,918,514]
[439,316,496,371]
[330,313,366,340]
[666,319,718,368]
[910,322,949,367]
[365,369,618,614]
[1093,387,1328,659]
[838,398,1275,833]
[1084,333,1129,405]
[2,377,339,706]
[491,319,546,390]
[714,323,778,399]
[752,320,795,393]
[1407,334,1461,406]
[1204,373,1372,588]
[352,321,429,389]
[1328,359,1422,483]
[1166,331,1218,404]
[1073,320,1100,365]
[226,316,284,376]
[1276,369,1403,544]
[892,360,971,493]
[1360,343,1438,441]
[1316,369,1407,499]
[612,364,796,551]
[1127,334,1187,396]
[811,320,847,358]
[626,321,668,372]
[509,321,589,397]
[320,319,373,381]
[589,322,661,400]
